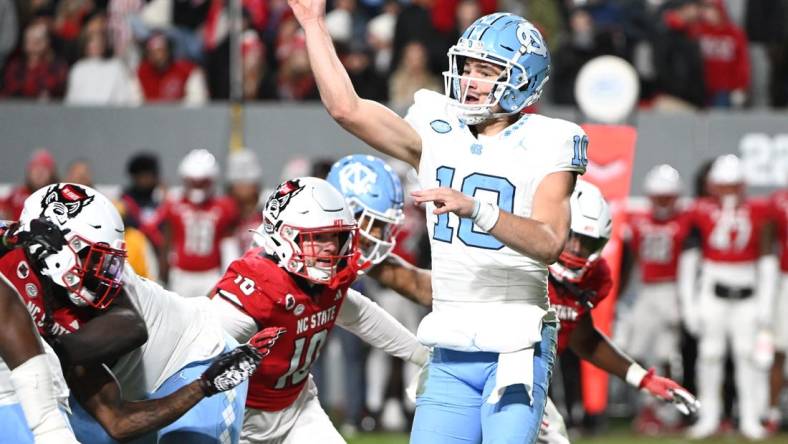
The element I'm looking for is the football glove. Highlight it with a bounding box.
[2,218,70,260]
[199,344,262,396]
[248,327,286,357]
[640,367,700,415]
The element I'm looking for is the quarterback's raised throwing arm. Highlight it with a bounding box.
[291,0,578,265]
[288,0,421,167]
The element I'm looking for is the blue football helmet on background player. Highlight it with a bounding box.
[444,12,551,125]
[327,154,404,270]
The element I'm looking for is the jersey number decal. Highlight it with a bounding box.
[640,232,672,263]
[233,274,256,296]
[572,135,589,167]
[709,209,752,251]
[183,211,216,256]
[432,166,514,250]
[275,329,329,389]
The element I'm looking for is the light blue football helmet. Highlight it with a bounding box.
[327,154,404,269]
[444,12,551,125]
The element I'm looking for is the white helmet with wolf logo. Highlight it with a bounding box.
[256,177,359,288]
[19,183,127,309]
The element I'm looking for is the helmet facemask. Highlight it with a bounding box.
[43,235,126,310]
[183,178,214,205]
[649,194,679,220]
[348,198,403,271]
[549,231,608,284]
[444,44,543,125]
[276,221,360,289]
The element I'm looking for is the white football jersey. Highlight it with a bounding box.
[406,90,586,350]
[110,265,226,400]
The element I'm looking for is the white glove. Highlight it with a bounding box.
[670,387,701,416]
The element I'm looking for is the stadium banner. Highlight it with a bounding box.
[578,124,637,414]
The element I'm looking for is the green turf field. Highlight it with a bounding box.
[345,430,788,444]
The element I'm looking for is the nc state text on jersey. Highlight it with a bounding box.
[295,306,337,335]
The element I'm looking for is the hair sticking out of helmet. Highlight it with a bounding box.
[549,180,611,283]
[259,177,360,288]
[444,13,550,125]
[326,154,404,271]
[19,183,127,309]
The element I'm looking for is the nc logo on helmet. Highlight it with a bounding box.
[339,163,377,196]
[516,23,547,58]
[40,184,95,225]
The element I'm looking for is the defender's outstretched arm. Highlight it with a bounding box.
[68,344,263,442]
[569,312,699,414]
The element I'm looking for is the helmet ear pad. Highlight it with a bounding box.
[495,65,524,113]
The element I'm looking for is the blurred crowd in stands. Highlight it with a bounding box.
[0,0,786,109]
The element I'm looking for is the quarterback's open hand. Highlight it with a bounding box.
[411,188,475,218]
[249,327,286,357]
[288,0,326,26]
[199,344,262,396]
[640,368,700,415]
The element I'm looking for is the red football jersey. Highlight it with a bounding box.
[148,195,239,271]
[550,258,613,354]
[626,210,692,283]
[0,249,94,336]
[771,190,788,272]
[211,248,352,411]
[687,197,771,263]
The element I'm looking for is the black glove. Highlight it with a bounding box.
[3,218,70,260]
[199,344,262,396]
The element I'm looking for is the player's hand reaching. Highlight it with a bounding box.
[2,218,70,260]
[288,0,326,26]
[199,344,262,396]
[248,327,287,357]
[640,368,700,415]
[411,188,476,218]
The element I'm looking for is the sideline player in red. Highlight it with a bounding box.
[620,164,693,431]
[146,149,239,297]
[207,177,430,443]
[679,154,775,440]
